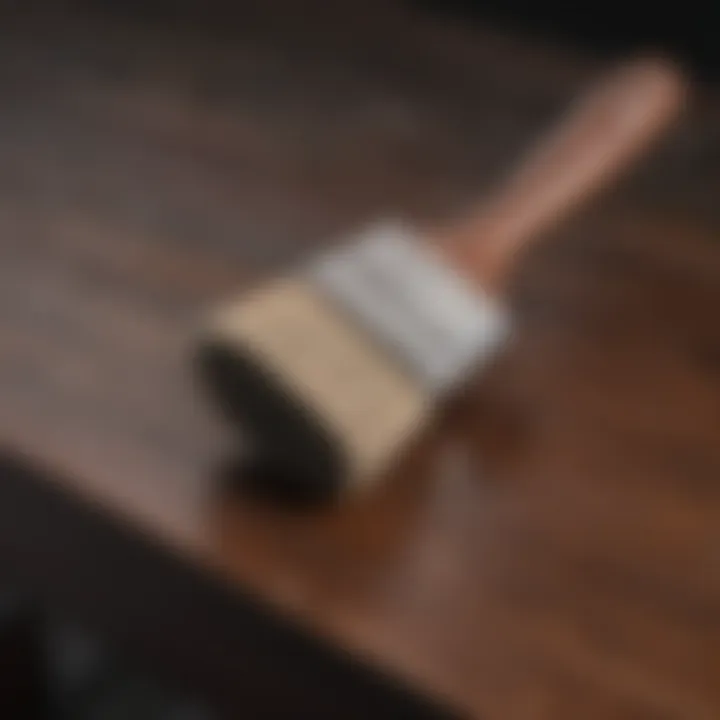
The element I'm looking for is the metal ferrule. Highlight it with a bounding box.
[309,222,510,395]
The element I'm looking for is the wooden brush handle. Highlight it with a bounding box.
[438,57,686,292]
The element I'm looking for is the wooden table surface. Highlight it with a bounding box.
[1,2,719,718]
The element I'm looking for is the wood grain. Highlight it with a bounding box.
[0,2,719,717]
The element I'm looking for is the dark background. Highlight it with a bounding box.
[72,0,720,78]
[422,1,719,77]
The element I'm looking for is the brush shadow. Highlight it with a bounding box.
[213,453,342,511]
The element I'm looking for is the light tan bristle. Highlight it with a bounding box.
[209,278,431,488]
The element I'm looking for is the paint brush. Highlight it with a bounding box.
[197,57,685,500]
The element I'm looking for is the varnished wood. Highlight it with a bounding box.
[0,2,719,718]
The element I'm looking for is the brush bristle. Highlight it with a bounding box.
[199,278,431,494]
